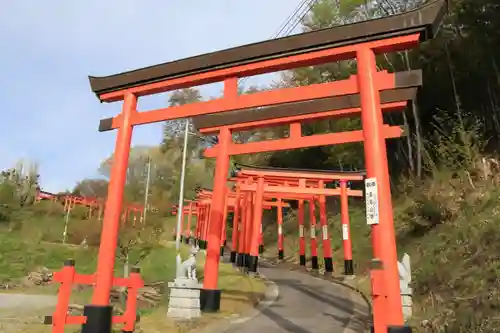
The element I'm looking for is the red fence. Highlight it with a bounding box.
[45,260,143,333]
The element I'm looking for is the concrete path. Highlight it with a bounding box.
[0,293,56,333]
[222,265,366,333]
[0,293,57,310]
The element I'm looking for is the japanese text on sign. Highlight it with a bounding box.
[364,177,379,225]
[342,224,349,240]
[322,225,328,240]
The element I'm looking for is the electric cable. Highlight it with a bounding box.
[239,0,317,87]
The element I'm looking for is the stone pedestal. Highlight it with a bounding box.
[401,289,413,321]
[167,278,203,319]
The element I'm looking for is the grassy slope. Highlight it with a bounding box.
[261,184,500,332]
[0,208,265,333]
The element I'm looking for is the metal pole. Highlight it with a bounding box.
[175,119,190,273]
[63,207,70,244]
[143,156,151,224]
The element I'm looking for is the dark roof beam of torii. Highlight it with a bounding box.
[192,70,421,133]
[87,0,447,100]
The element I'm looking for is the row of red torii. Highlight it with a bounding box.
[36,189,144,226]
[48,2,446,333]
[172,165,358,276]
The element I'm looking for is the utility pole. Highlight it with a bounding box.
[62,207,70,244]
[175,119,190,274]
[143,156,152,224]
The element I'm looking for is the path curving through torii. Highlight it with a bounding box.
[215,262,369,333]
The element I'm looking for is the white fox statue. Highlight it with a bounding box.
[176,245,200,280]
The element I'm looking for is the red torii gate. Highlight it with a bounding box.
[191,187,291,255]
[229,168,363,274]
[230,166,363,276]
[191,83,416,316]
[37,189,144,226]
[81,2,445,332]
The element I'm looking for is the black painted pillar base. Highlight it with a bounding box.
[278,250,284,260]
[220,246,225,257]
[247,255,259,273]
[324,257,334,272]
[388,325,413,333]
[184,236,190,244]
[311,256,319,270]
[244,254,250,269]
[224,240,227,247]
[259,244,264,254]
[344,259,354,275]
[81,305,113,333]
[230,251,237,263]
[199,240,207,249]
[180,235,184,242]
[299,254,306,266]
[200,289,221,313]
[236,253,244,267]
[371,325,412,333]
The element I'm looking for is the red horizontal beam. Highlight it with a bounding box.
[205,124,404,158]
[196,197,290,208]
[104,71,400,130]
[100,34,420,102]
[199,101,406,134]
[239,184,363,197]
[227,177,332,186]
[235,171,364,182]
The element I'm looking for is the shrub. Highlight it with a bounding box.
[29,200,65,217]
[67,218,102,246]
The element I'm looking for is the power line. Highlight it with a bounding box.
[239,0,317,87]
[270,1,306,38]
[272,0,312,38]
[282,0,316,36]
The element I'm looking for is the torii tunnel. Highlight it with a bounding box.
[226,165,364,275]
[80,1,446,332]
[175,165,363,277]
[180,187,291,253]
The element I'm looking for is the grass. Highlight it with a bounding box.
[0,206,266,333]
[0,233,99,283]
[138,254,267,333]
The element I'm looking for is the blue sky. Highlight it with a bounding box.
[0,0,303,193]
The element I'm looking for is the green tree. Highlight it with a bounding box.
[98,146,152,203]
[72,178,109,198]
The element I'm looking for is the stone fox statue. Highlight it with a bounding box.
[176,245,200,280]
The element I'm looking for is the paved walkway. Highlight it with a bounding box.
[223,264,366,333]
[0,293,56,310]
[0,293,56,333]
